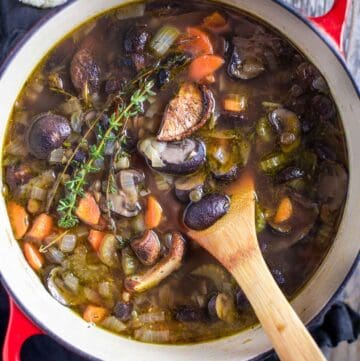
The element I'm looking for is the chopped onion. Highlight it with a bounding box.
[101,316,127,333]
[121,247,138,276]
[60,97,81,115]
[49,148,66,164]
[116,2,145,20]
[189,188,203,202]
[134,328,170,343]
[84,287,102,305]
[71,111,83,133]
[30,186,47,201]
[60,234,77,253]
[155,173,173,191]
[63,272,79,293]
[98,282,113,298]
[131,214,146,234]
[115,156,130,170]
[138,311,166,324]
[46,247,64,264]
[150,25,180,56]
[120,171,138,204]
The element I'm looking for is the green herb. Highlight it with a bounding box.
[57,80,156,228]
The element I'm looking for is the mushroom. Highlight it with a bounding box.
[124,25,150,71]
[6,164,33,191]
[138,137,206,175]
[208,293,237,323]
[157,83,214,141]
[184,193,230,231]
[124,232,186,293]
[174,172,206,203]
[268,108,301,152]
[45,266,82,306]
[275,166,305,184]
[70,48,100,92]
[27,113,71,159]
[131,230,161,266]
[108,191,141,218]
[113,301,133,322]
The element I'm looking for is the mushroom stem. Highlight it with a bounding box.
[124,232,186,293]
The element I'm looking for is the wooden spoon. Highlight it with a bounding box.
[187,172,326,361]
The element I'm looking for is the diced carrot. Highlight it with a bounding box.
[223,94,247,112]
[203,12,229,33]
[145,195,163,229]
[75,193,100,226]
[83,305,108,324]
[88,230,106,252]
[274,197,293,224]
[180,27,214,57]
[7,201,29,240]
[188,54,225,82]
[24,242,44,271]
[26,213,54,243]
[204,74,216,84]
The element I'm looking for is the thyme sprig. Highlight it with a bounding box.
[57,79,155,228]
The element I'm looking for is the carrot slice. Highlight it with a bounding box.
[26,213,54,243]
[145,195,163,229]
[75,193,100,225]
[274,197,293,224]
[223,94,247,112]
[24,242,44,271]
[203,12,229,33]
[7,201,29,239]
[189,54,225,82]
[88,230,106,252]
[180,27,214,57]
[83,305,108,324]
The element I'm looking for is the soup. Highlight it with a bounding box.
[2,0,348,344]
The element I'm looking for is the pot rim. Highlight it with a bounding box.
[0,1,359,360]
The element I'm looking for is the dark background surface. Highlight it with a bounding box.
[0,0,359,360]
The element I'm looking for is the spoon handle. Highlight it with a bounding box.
[231,253,326,361]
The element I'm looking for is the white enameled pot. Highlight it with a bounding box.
[0,1,359,360]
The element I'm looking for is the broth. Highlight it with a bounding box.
[2,0,348,344]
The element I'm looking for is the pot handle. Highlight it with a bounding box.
[2,296,43,361]
[308,0,350,52]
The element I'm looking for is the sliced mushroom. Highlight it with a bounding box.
[70,48,100,92]
[6,164,33,191]
[157,83,214,141]
[174,172,206,203]
[208,293,237,323]
[124,232,186,293]
[268,108,301,152]
[275,166,305,184]
[27,113,71,159]
[108,191,141,218]
[45,266,82,306]
[184,193,230,231]
[131,230,161,266]
[138,137,206,175]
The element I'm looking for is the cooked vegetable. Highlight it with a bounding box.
[259,152,289,174]
[139,137,206,175]
[208,293,237,323]
[101,316,127,333]
[88,230,106,252]
[150,25,180,56]
[255,203,266,234]
[98,234,119,267]
[223,94,247,113]
[113,301,133,321]
[27,113,71,160]
[158,82,214,141]
[131,229,161,265]
[180,27,214,57]
[276,166,305,184]
[59,234,77,253]
[188,55,225,82]
[144,196,163,229]
[121,247,139,276]
[24,243,44,271]
[124,232,186,293]
[274,197,293,224]
[174,172,206,203]
[202,12,229,33]
[7,201,29,239]
[75,193,100,225]
[83,305,108,324]
[26,213,54,243]
[184,194,230,230]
